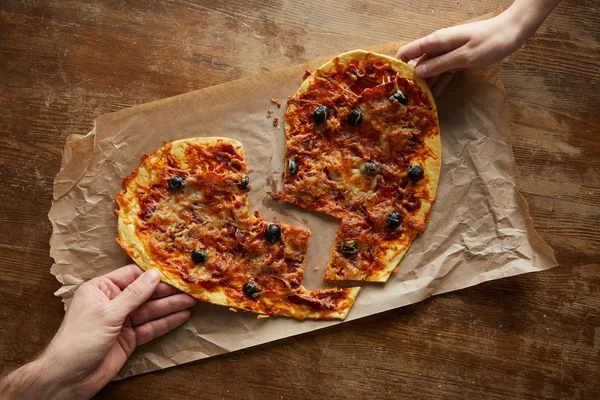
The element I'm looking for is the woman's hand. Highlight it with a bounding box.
[396,0,561,97]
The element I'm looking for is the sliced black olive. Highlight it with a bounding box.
[168,176,185,191]
[407,164,424,182]
[313,105,329,124]
[362,160,380,177]
[347,108,363,126]
[243,281,261,298]
[390,90,408,105]
[386,211,402,229]
[264,224,282,243]
[288,158,299,176]
[341,240,359,256]
[238,175,249,190]
[191,248,208,264]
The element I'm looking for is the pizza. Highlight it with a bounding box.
[115,138,359,320]
[270,50,441,282]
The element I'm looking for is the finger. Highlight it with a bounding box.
[134,309,192,346]
[108,269,161,320]
[431,71,456,98]
[130,293,197,326]
[396,28,467,62]
[408,54,428,68]
[150,282,180,300]
[414,50,465,78]
[103,264,144,289]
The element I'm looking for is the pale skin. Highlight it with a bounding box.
[0,265,196,399]
[396,0,561,98]
[1,2,560,399]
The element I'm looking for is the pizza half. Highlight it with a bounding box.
[115,138,359,319]
[270,50,441,282]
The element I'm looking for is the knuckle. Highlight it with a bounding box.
[126,282,145,298]
[456,51,470,65]
[432,57,444,71]
[427,30,444,46]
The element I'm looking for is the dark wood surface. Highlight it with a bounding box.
[1,1,599,399]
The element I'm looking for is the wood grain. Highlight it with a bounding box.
[0,0,598,399]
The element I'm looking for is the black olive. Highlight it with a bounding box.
[191,248,208,264]
[264,224,282,243]
[341,240,359,256]
[347,108,363,126]
[407,164,424,182]
[362,160,379,176]
[243,281,261,298]
[313,105,329,124]
[390,90,408,105]
[168,176,185,191]
[238,175,249,190]
[288,158,299,176]
[386,211,402,229]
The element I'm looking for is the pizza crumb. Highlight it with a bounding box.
[228,308,238,313]
[267,109,273,114]
[313,266,319,271]
[270,97,281,108]
[302,69,312,80]
[257,314,270,319]
[273,117,279,128]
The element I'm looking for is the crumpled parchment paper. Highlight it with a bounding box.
[48,30,557,380]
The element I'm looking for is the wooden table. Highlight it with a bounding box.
[1,1,598,398]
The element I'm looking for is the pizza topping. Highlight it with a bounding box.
[238,175,250,190]
[386,211,402,230]
[407,164,424,182]
[168,176,185,191]
[243,281,261,298]
[191,248,208,264]
[264,224,282,243]
[288,158,299,176]
[313,105,329,124]
[361,160,380,177]
[347,108,363,126]
[404,194,421,212]
[390,90,408,105]
[270,97,282,108]
[341,240,359,256]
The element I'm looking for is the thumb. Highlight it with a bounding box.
[109,269,161,320]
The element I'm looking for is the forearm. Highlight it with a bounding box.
[1,356,76,400]
[506,0,561,41]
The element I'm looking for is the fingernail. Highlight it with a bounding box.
[415,64,427,77]
[142,269,160,285]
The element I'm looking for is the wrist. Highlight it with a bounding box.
[504,0,560,43]
[1,355,79,400]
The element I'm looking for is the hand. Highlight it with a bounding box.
[1,264,196,399]
[396,0,560,98]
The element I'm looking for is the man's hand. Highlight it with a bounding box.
[396,0,561,98]
[1,264,196,399]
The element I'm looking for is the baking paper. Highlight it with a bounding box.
[49,31,557,380]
